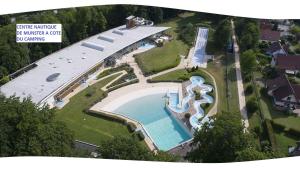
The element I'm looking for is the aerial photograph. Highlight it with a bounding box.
[0,4,299,162]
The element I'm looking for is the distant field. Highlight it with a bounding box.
[56,74,132,145]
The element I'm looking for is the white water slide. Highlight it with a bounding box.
[192,27,209,68]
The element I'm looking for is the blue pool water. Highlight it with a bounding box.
[115,93,192,151]
[138,43,156,50]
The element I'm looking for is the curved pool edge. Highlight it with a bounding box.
[88,109,158,152]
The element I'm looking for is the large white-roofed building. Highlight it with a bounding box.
[0,17,170,107]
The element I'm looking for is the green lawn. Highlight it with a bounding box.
[135,40,183,76]
[150,68,214,85]
[206,54,240,113]
[135,12,218,76]
[56,74,132,145]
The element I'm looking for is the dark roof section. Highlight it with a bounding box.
[267,74,300,102]
[273,85,293,100]
[260,20,273,30]
[277,55,300,70]
[266,41,284,54]
[266,75,289,91]
[260,29,281,41]
[292,84,300,101]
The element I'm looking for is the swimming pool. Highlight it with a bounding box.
[114,93,192,151]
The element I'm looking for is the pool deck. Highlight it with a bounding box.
[90,83,181,112]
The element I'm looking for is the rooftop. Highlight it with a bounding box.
[0,25,169,104]
[277,55,300,70]
[260,29,281,41]
[267,75,300,101]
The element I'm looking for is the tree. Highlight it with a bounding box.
[246,99,259,114]
[98,136,153,160]
[213,18,231,50]
[0,95,75,156]
[179,23,195,46]
[235,148,268,161]
[148,7,163,23]
[240,49,257,75]
[235,19,259,51]
[98,136,179,161]
[186,111,252,162]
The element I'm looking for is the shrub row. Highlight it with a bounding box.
[263,119,277,151]
[134,130,145,141]
[97,64,132,79]
[127,122,137,133]
[106,79,139,92]
[147,79,183,83]
[270,120,286,132]
[86,110,127,124]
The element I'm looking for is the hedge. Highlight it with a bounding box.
[135,130,145,141]
[287,127,300,138]
[264,119,277,151]
[270,120,286,132]
[106,79,139,92]
[86,110,126,124]
[127,122,137,133]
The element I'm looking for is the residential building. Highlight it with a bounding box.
[266,75,300,109]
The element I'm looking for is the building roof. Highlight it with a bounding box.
[267,74,300,102]
[260,20,273,30]
[266,41,286,54]
[266,75,289,91]
[277,55,300,70]
[0,25,169,104]
[260,29,281,41]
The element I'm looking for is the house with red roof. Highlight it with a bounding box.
[260,20,281,42]
[273,55,300,74]
[266,75,300,109]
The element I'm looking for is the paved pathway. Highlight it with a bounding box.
[231,20,249,130]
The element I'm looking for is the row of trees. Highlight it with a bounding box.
[234,18,260,52]
[0,5,182,84]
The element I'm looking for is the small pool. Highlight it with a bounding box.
[115,93,192,151]
[138,43,156,50]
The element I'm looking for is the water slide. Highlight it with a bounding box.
[167,76,214,130]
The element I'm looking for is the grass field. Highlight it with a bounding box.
[56,74,132,145]
[150,68,214,85]
[135,12,218,76]
[206,54,240,113]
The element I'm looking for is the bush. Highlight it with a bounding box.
[185,113,191,119]
[253,125,262,136]
[135,130,145,141]
[106,79,139,92]
[287,128,300,137]
[264,119,277,151]
[270,120,286,132]
[245,85,254,95]
[243,74,252,83]
[0,76,10,86]
[246,99,259,114]
[127,122,137,133]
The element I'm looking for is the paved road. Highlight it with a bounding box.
[231,20,249,131]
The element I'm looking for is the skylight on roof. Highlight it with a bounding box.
[81,42,104,51]
[98,35,115,43]
[112,30,124,35]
